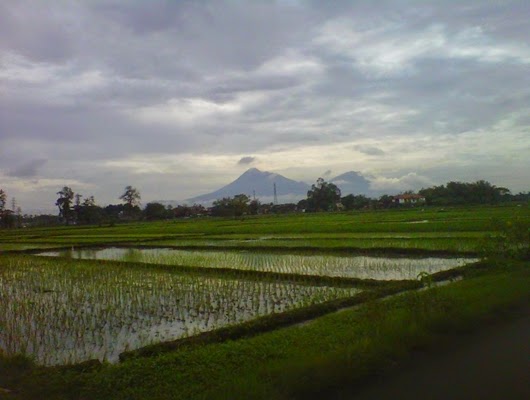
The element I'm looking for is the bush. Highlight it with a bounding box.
[482,218,529,261]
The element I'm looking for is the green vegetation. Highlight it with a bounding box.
[0,256,359,365]
[0,204,528,399]
[39,247,475,280]
[147,235,484,253]
[211,194,255,217]
[305,177,342,212]
[1,205,527,251]
[419,180,510,205]
[482,217,530,261]
[55,187,75,225]
[0,244,57,252]
[0,262,528,399]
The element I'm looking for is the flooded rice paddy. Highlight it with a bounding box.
[38,247,477,281]
[0,258,359,366]
[1,247,476,366]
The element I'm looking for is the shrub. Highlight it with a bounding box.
[482,218,529,261]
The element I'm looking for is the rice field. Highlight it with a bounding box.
[0,205,525,368]
[0,243,59,251]
[38,247,477,280]
[0,256,360,365]
[145,236,482,253]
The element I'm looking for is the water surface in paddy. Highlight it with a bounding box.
[0,259,358,366]
[38,247,477,280]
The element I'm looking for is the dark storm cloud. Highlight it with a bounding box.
[1,0,529,212]
[237,157,256,166]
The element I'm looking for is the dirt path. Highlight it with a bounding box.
[339,307,530,400]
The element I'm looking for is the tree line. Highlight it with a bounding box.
[0,178,528,227]
[208,178,527,216]
[53,185,146,225]
[417,180,511,205]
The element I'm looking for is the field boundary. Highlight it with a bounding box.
[118,261,480,362]
[4,242,480,257]
[19,249,481,288]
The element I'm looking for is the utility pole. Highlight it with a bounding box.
[273,183,278,205]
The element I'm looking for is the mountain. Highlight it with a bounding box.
[330,171,373,196]
[188,168,310,204]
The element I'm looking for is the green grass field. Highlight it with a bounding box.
[1,205,527,253]
[0,204,528,399]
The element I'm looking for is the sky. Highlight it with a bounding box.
[1,0,529,213]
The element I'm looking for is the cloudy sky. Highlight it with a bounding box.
[1,0,529,212]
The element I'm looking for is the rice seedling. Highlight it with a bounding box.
[146,236,482,253]
[38,247,478,281]
[0,256,360,366]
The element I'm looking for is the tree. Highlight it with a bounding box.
[173,204,191,218]
[0,189,12,228]
[120,186,141,207]
[296,198,308,211]
[419,180,510,205]
[249,199,260,215]
[173,204,206,218]
[232,194,250,216]
[143,202,169,220]
[83,196,96,207]
[103,204,127,223]
[56,186,75,224]
[341,194,371,210]
[74,193,83,221]
[306,178,341,212]
[77,195,103,225]
[119,186,141,219]
[189,204,206,217]
[0,189,6,213]
[210,197,233,217]
[377,194,395,209]
[211,194,250,217]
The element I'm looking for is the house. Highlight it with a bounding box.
[393,194,426,205]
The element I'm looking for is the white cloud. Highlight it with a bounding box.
[129,92,267,125]
[1,1,529,212]
[369,172,434,192]
[315,21,530,76]
[1,53,107,104]
[0,174,93,192]
[255,50,323,77]
[448,27,530,63]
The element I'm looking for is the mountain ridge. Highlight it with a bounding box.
[187,168,310,204]
[330,170,373,196]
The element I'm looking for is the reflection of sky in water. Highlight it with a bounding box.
[0,260,359,366]
[40,247,478,280]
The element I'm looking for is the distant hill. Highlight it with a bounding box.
[188,168,310,204]
[330,171,373,196]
